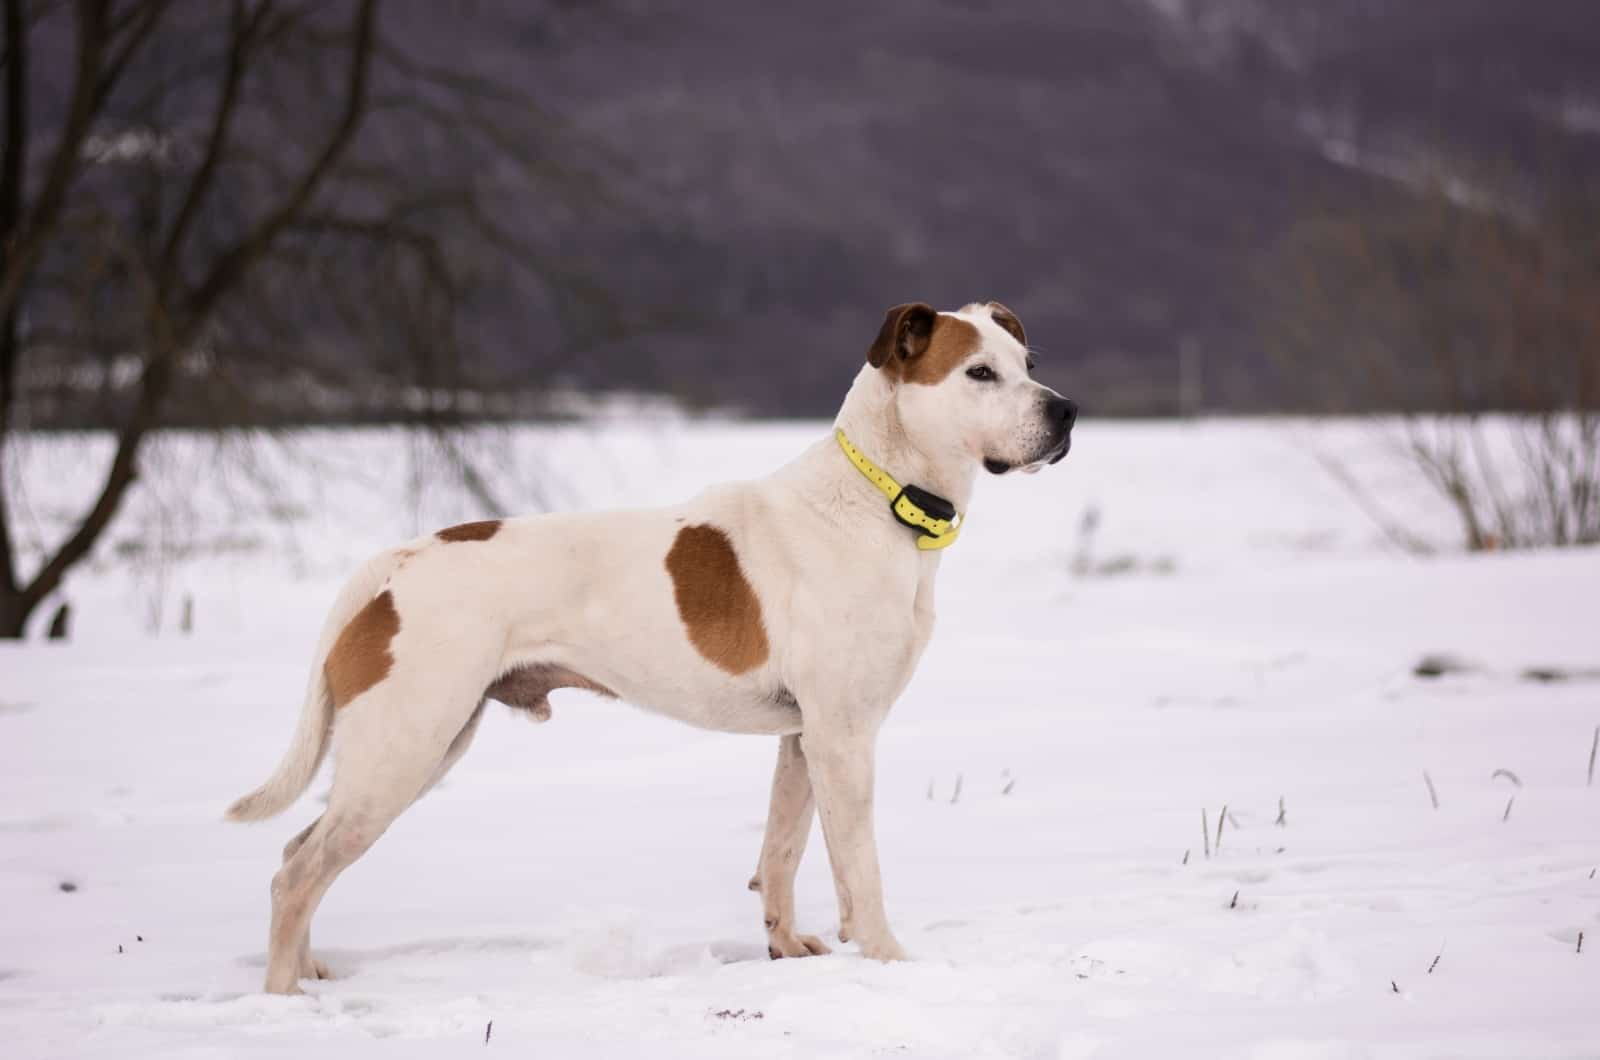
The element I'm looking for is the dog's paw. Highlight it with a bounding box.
[295,950,332,981]
[767,933,832,959]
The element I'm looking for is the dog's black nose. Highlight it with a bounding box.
[1047,396,1078,429]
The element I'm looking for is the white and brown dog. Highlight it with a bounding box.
[228,300,1075,994]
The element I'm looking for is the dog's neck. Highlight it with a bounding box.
[831,366,978,516]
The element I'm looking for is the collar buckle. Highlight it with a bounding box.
[891,483,957,538]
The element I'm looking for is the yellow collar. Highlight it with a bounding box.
[835,429,963,551]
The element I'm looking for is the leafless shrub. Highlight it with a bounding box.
[1256,165,1600,552]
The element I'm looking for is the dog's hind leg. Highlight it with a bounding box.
[262,680,483,995]
[412,699,487,803]
[282,816,320,864]
[280,695,483,864]
[270,699,487,987]
[278,815,332,979]
[753,734,830,958]
[265,804,391,994]
[272,814,334,982]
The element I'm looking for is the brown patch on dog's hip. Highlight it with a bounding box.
[664,524,771,675]
[436,519,501,543]
[325,590,401,708]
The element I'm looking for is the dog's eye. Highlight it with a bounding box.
[966,365,996,382]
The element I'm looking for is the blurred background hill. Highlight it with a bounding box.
[513,0,1600,417]
[13,0,1600,425]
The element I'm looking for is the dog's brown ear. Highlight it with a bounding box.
[986,302,1026,346]
[867,303,937,369]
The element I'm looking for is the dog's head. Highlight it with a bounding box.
[866,301,1075,474]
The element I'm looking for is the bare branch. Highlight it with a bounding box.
[18,354,173,612]
[186,0,381,321]
[0,0,116,318]
[158,0,274,289]
[92,0,173,108]
[18,203,183,611]
[0,0,25,598]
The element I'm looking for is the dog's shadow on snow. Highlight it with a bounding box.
[235,933,773,982]
[706,939,768,964]
[235,932,556,973]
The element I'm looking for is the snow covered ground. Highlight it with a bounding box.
[2,418,1597,1058]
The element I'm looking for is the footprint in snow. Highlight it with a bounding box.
[923,919,971,932]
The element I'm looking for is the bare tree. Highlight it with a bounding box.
[1255,167,1600,551]
[0,0,620,637]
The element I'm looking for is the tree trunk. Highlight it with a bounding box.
[0,586,28,639]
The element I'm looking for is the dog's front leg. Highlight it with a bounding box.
[803,729,907,961]
[752,734,831,958]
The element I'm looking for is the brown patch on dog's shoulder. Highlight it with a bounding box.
[325,590,400,708]
[485,663,614,722]
[899,314,981,386]
[665,524,770,674]
[436,519,501,543]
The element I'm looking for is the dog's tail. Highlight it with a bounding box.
[224,547,409,823]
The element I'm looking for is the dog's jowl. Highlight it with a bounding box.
[227,300,1075,994]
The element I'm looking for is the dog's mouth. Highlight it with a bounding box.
[985,435,1071,476]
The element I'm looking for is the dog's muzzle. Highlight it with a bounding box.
[1042,395,1077,465]
[985,396,1077,475]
